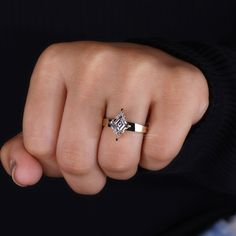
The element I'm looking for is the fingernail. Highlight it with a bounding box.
[10,160,27,187]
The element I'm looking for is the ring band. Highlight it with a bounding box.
[102,108,148,141]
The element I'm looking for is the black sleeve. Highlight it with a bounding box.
[125,37,236,196]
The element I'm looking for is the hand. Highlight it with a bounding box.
[0,41,209,194]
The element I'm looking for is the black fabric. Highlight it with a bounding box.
[1,1,236,235]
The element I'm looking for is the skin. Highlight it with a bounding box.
[0,41,209,194]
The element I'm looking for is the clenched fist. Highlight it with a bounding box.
[0,41,209,194]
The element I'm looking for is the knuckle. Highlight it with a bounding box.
[156,145,176,161]
[41,43,65,62]
[131,53,158,70]
[24,136,54,158]
[84,43,118,71]
[99,151,136,174]
[107,169,137,180]
[57,144,94,175]
[79,186,104,195]
[144,138,175,162]
[70,181,105,195]
[171,64,204,87]
[71,43,118,98]
[34,43,67,75]
[140,157,171,171]
[171,65,194,78]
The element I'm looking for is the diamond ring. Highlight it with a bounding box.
[102,108,148,141]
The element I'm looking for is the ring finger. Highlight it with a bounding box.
[98,89,150,180]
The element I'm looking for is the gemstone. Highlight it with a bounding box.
[109,109,130,140]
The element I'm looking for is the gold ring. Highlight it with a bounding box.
[102,108,148,141]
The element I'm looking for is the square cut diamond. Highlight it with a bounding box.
[110,110,128,139]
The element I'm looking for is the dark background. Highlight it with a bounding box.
[1,1,236,235]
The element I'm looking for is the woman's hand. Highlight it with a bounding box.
[0,41,209,194]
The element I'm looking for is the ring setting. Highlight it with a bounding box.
[102,108,148,141]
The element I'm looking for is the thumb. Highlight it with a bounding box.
[0,133,43,187]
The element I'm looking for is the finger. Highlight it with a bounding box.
[0,133,43,187]
[23,46,65,177]
[98,89,150,180]
[56,81,107,195]
[140,98,195,170]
